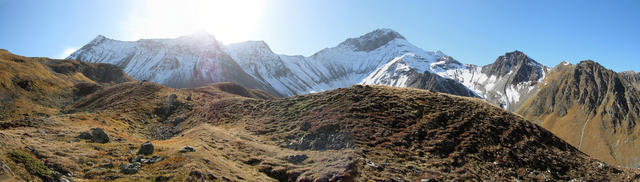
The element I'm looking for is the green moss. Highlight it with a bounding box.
[7,150,51,179]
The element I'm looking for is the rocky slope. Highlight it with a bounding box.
[621,71,640,90]
[518,61,640,167]
[3,51,639,181]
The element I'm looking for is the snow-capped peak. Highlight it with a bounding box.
[338,28,407,52]
[69,28,549,112]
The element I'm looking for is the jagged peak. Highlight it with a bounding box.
[500,50,541,65]
[338,28,407,52]
[89,35,109,44]
[576,60,605,70]
[577,60,598,66]
[481,50,545,84]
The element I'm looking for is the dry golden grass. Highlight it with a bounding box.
[2,50,640,181]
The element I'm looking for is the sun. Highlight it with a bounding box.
[126,0,265,43]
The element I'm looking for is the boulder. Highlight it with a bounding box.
[135,155,164,164]
[120,162,141,174]
[76,132,92,139]
[90,128,109,143]
[286,154,308,164]
[179,146,195,153]
[137,141,154,155]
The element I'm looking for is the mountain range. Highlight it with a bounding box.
[1,48,638,181]
[65,29,640,168]
[68,29,547,111]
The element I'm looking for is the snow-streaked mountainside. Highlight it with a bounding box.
[68,32,280,95]
[68,29,547,110]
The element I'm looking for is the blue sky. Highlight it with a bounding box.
[1,0,639,71]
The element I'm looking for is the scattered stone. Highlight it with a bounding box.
[99,162,114,168]
[120,162,141,174]
[179,146,195,153]
[187,170,204,181]
[155,175,173,182]
[206,173,218,180]
[90,128,110,143]
[84,167,106,179]
[137,141,154,155]
[286,154,308,164]
[300,121,312,131]
[149,156,163,164]
[140,156,163,164]
[173,118,184,125]
[169,94,178,104]
[103,175,121,180]
[52,171,71,182]
[134,155,164,164]
[133,156,144,163]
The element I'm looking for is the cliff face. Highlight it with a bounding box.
[518,61,640,167]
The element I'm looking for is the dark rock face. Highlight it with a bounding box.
[482,51,545,85]
[137,141,154,155]
[406,70,479,98]
[90,128,110,143]
[338,29,406,52]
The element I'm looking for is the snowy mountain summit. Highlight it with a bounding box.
[69,29,548,110]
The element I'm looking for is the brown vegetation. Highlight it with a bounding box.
[1,50,639,181]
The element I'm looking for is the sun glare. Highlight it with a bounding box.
[125,0,265,43]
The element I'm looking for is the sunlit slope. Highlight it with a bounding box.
[0,49,134,120]
[518,61,640,167]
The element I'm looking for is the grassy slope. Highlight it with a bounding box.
[201,85,639,181]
